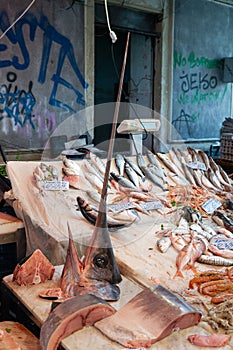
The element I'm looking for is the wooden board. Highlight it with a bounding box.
[0,321,40,350]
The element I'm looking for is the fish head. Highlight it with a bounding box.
[83,244,122,285]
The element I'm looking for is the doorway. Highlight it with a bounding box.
[94,4,160,154]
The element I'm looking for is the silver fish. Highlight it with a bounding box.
[142,165,167,191]
[115,154,125,176]
[83,159,104,181]
[197,150,210,170]
[124,163,140,188]
[146,151,165,180]
[136,153,147,174]
[110,172,139,190]
[198,254,233,266]
[124,156,144,178]
[89,152,106,175]
[207,168,223,190]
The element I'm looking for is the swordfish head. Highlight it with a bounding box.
[83,199,122,285]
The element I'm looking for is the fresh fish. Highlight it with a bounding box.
[188,334,231,347]
[40,294,116,350]
[60,222,121,300]
[115,154,125,176]
[146,151,165,180]
[86,190,101,203]
[141,165,167,191]
[62,157,81,175]
[124,155,144,178]
[156,152,177,174]
[110,172,140,190]
[214,211,233,233]
[83,159,104,181]
[156,237,171,253]
[89,152,106,175]
[147,163,165,182]
[197,150,210,170]
[169,148,184,174]
[181,161,196,185]
[84,171,104,192]
[198,254,233,266]
[76,197,134,231]
[174,236,196,278]
[187,147,198,163]
[207,168,223,190]
[124,162,140,188]
[218,164,232,185]
[136,153,147,174]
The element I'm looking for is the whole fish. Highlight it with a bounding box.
[89,152,106,175]
[83,159,104,181]
[76,197,134,231]
[198,254,233,266]
[146,151,165,180]
[110,172,140,190]
[62,157,81,175]
[136,153,147,174]
[197,150,210,170]
[124,162,140,188]
[84,171,104,192]
[207,168,223,190]
[141,165,167,191]
[115,154,125,176]
[124,156,144,178]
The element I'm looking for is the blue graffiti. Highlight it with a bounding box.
[0,11,88,113]
[0,79,36,128]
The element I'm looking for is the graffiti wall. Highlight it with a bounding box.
[171,0,233,141]
[0,0,88,150]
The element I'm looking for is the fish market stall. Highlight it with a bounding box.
[2,148,233,349]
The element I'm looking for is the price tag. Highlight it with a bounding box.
[187,161,207,171]
[202,198,222,214]
[44,181,69,191]
[108,202,135,213]
[140,201,163,211]
[210,234,233,250]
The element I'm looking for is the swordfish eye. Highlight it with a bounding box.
[93,254,109,269]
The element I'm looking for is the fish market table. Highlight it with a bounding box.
[1,266,221,350]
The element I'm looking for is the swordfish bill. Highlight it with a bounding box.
[60,223,83,296]
[83,32,131,291]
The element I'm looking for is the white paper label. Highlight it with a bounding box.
[187,161,207,171]
[140,201,163,211]
[202,198,222,214]
[44,181,69,191]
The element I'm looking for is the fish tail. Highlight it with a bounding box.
[173,270,184,279]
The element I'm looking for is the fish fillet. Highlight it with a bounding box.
[95,285,202,348]
[40,294,116,350]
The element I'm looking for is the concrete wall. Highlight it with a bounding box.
[0,0,88,153]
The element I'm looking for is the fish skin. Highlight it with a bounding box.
[89,152,106,175]
[60,222,121,301]
[141,165,167,191]
[136,153,147,174]
[124,163,140,188]
[115,154,125,176]
[197,150,210,170]
[110,172,140,190]
[146,151,165,179]
[124,156,144,178]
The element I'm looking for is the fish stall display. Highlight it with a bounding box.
[4,144,233,349]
